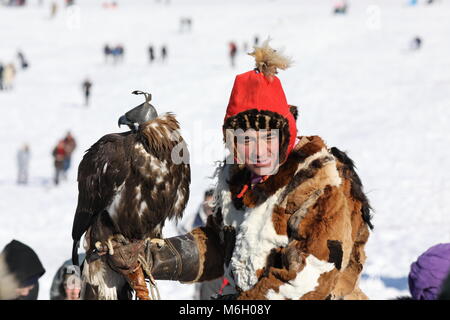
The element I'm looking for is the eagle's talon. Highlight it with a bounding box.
[114,234,129,245]
[150,238,165,248]
[107,237,115,255]
[95,241,103,251]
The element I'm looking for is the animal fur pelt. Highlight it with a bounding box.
[186,136,372,300]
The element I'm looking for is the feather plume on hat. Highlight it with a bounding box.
[249,39,293,79]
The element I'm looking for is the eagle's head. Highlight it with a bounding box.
[118,90,158,132]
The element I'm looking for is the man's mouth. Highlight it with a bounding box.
[253,159,272,167]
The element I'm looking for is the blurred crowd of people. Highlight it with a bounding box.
[101,1,117,9]
[179,17,193,33]
[103,44,125,64]
[2,0,27,6]
[0,50,29,92]
[15,132,77,186]
[103,43,169,65]
[1,0,76,6]
[148,44,168,64]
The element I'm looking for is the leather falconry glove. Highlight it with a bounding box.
[106,240,147,275]
[107,233,201,283]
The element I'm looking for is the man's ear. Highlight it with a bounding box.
[289,105,298,120]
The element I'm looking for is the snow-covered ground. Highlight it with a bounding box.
[1,0,449,300]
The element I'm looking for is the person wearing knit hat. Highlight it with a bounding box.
[408,243,450,300]
[107,40,373,300]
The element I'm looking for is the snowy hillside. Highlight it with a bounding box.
[0,0,449,300]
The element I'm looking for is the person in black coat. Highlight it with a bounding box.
[1,240,45,300]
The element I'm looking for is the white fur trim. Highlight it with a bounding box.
[216,165,289,292]
[266,255,335,300]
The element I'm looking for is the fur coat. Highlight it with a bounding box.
[189,136,373,300]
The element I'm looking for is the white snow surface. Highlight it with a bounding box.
[1,0,449,300]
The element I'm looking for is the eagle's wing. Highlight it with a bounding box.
[71,133,131,264]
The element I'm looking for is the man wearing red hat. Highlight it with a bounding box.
[108,41,373,300]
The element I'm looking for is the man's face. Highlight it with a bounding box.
[64,273,82,300]
[16,284,34,297]
[234,129,280,176]
[65,287,81,300]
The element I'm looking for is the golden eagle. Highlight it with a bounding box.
[71,91,190,300]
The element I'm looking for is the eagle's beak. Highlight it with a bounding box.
[118,115,131,128]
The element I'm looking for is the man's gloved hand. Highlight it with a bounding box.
[106,239,150,275]
[106,234,200,282]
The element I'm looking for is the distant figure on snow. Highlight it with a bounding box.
[229,41,237,67]
[148,45,155,63]
[410,36,422,50]
[333,0,348,14]
[111,44,124,64]
[103,44,111,63]
[17,51,29,69]
[161,45,168,62]
[62,131,76,179]
[242,41,249,54]
[17,144,30,185]
[254,35,259,46]
[50,1,58,18]
[53,139,66,185]
[179,17,192,33]
[82,78,92,106]
[2,63,16,90]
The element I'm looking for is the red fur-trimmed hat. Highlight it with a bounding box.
[223,40,298,163]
